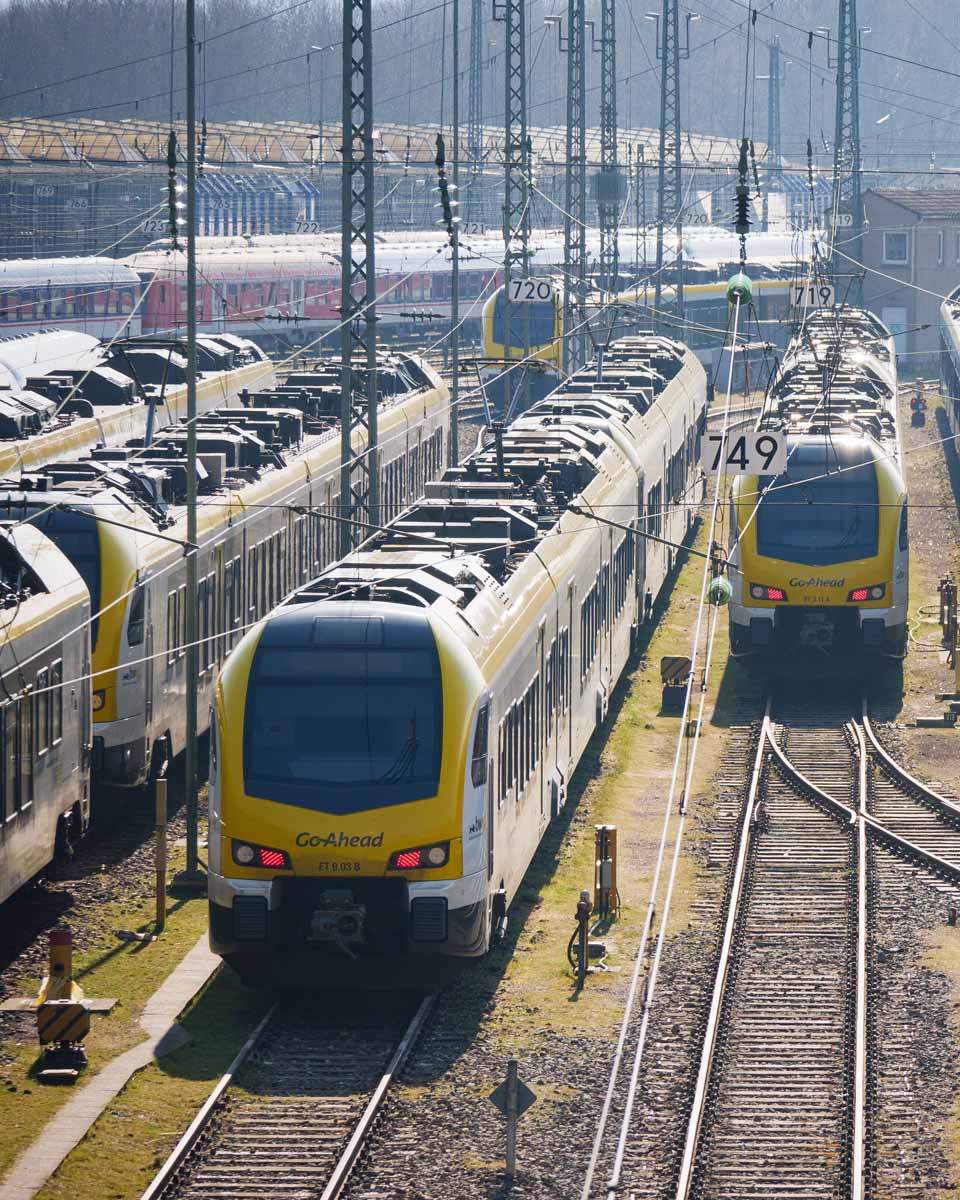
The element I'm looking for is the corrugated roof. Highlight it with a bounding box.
[868,188,960,218]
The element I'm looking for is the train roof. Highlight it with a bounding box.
[0,257,142,288]
[0,351,443,544]
[122,228,801,280]
[760,306,899,456]
[282,336,697,620]
[0,521,85,608]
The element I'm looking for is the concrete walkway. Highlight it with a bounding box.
[0,934,219,1200]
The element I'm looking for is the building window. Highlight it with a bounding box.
[938,231,945,265]
[883,232,909,265]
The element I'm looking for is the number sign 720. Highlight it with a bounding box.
[701,432,787,477]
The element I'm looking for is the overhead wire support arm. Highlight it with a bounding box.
[340,0,379,556]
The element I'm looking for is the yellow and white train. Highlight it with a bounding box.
[727,307,908,657]
[0,353,449,793]
[208,335,706,977]
[0,525,91,906]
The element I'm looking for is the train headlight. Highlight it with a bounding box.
[92,689,106,712]
[749,584,788,602]
[388,841,450,870]
[848,583,885,602]
[231,839,291,869]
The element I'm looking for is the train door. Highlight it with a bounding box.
[567,580,575,766]
[144,589,154,728]
[537,621,546,821]
[636,477,647,616]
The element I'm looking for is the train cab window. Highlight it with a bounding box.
[244,617,443,814]
[899,503,909,552]
[127,585,145,646]
[491,291,556,347]
[757,443,879,567]
[51,661,63,744]
[471,704,489,786]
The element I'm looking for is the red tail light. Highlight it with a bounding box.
[765,587,785,601]
[847,583,885,602]
[232,839,291,869]
[749,583,787,602]
[388,842,450,870]
[258,848,287,869]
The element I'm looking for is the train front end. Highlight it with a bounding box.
[727,434,908,659]
[209,601,491,978]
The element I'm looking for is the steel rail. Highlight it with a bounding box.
[850,719,870,1200]
[769,725,960,884]
[861,698,960,824]
[140,1003,279,1200]
[318,992,435,1200]
[672,703,771,1200]
[140,993,434,1200]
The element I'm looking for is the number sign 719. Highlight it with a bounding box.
[701,432,787,477]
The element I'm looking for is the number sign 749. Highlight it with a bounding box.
[701,432,787,476]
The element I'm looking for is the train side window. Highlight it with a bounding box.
[471,704,489,786]
[178,585,187,658]
[1,706,13,819]
[167,590,178,664]
[36,669,49,754]
[19,697,33,810]
[51,661,62,744]
[127,584,145,646]
[198,578,209,669]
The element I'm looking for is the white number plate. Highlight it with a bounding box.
[831,212,854,227]
[507,278,555,304]
[702,432,787,477]
[790,282,835,309]
[462,221,486,236]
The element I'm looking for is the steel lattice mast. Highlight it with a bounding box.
[495,0,530,403]
[830,0,864,303]
[562,0,587,372]
[468,0,484,172]
[653,0,683,329]
[339,0,378,554]
[597,0,619,298]
[764,35,782,231]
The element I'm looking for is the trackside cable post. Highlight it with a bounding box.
[155,758,169,934]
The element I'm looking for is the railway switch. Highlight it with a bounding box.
[35,928,91,1082]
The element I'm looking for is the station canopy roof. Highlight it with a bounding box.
[0,116,766,172]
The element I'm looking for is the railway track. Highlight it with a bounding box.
[141,992,433,1200]
[595,690,960,1200]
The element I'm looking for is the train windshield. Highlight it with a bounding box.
[244,619,443,814]
[756,442,879,567]
[492,292,556,348]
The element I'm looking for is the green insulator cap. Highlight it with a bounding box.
[707,576,733,607]
[726,272,753,304]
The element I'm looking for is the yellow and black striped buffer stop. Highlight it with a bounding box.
[660,656,692,685]
[37,1000,91,1046]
